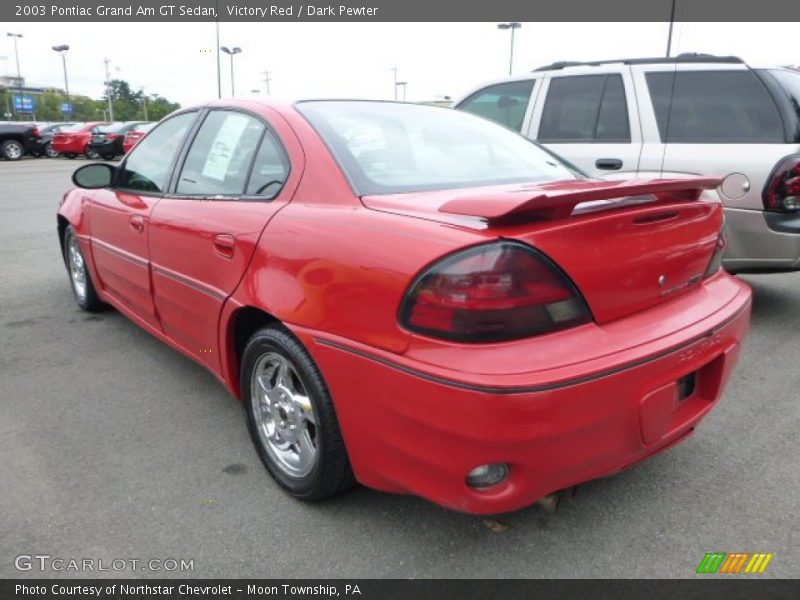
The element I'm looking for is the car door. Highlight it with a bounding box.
[87,111,198,329]
[148,107,299,372]
[530,66,642,177]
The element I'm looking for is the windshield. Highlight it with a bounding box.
[296,101,580,195]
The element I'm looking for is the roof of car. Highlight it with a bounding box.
[533,53,745,72]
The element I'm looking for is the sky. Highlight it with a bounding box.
[1,22,796,107]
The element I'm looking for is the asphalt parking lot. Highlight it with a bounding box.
[1,157,798,579]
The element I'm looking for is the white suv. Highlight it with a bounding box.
[456,55,800,273]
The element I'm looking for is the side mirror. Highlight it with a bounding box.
[72,163,116,189]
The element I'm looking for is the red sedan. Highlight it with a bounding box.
[58,100,751,514]
[51,121,109,159]
[122,122,156,154]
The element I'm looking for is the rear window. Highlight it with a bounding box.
[538,74,630,143]
[457,80,535,132]
[764,68,800,142]
[297,101,579,196]
[62,123,91,132]
[646,70,783,143]
[98,122,130,133]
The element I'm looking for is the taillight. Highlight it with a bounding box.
[764,155,800,212]
[703,219,727,279]
[399,242,591,342]
[106,134,119,141]
[32,127,40,137]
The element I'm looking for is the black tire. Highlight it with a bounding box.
[63,226,105,312]
[101,153,115,160]
[1,139,24,161]
[65,154,77,159]
[241,325,355,501]
[45,143,59,158]
[85,147,100,160]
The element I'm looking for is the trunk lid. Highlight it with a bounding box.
[362,178,723,323]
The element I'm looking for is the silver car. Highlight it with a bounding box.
[456,54,800,273]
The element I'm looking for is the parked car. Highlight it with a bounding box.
[122,122,157,154]
[51,122,109,159]
[0,122,41,160]
[32,122,76,158]
[87,121,146,160]
[58,100,751,514]
[456,54,800,273]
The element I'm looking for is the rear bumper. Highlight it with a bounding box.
[724,207,800,272]
[88,140,122,155]
[290,274,751,514]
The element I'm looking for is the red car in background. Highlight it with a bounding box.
[51,122,109,159]
[122,122,156,154]
[57,100,751,514]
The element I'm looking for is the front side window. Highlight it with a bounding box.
[297,101,579,196]
[457,80,535,132]
[176,110,264,196]
[116,111,197,193]
[646,70,784,143]
[538,74,631,143]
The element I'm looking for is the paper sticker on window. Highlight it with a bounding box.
[202,114,250,181]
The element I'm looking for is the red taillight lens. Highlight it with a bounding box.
[399,242,591,342]
[764,155,800,212]
[32,127,40,137]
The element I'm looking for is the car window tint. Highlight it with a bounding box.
[245,129,290,197]
[595,75,630,141]
[539,74,630,143]
[116,112,196,193]
[646,70,783,143]
[457,80,535,132]
[765,68,800,142]
[176,111,264,196]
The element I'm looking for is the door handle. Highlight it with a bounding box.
[213,234,235,259]
[595,158,623,170]
[129,215,145,233]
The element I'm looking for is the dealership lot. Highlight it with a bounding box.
[1,158,798,578]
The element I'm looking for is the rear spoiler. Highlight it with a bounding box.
[438,178,722,223]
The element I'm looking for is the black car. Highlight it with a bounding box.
[0,123,41,160]
[86,122,144,159]
[33,123,76,158]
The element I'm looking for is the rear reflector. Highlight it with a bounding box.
[399,241,591,342]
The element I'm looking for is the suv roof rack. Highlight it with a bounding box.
[533,53,744,72]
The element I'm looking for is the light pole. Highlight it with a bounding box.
[140,86,147,121]
[6,33,24,119]
[220,46,242,97]
[390,66,398,100]
[396,81,407,101]
[103,57,114,121]
[666,0,677,57]
[215,21,222,99]
[497,22,521,75]
[52,44,70,118]
[261,70,272,95]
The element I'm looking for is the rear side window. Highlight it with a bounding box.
[245,129,290,197]
[457,80,535,132]
[176,110,265,196]
[538,74,630,143]
[117,112,196,193]
[646,70,784,143]
[762,68,800,142]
